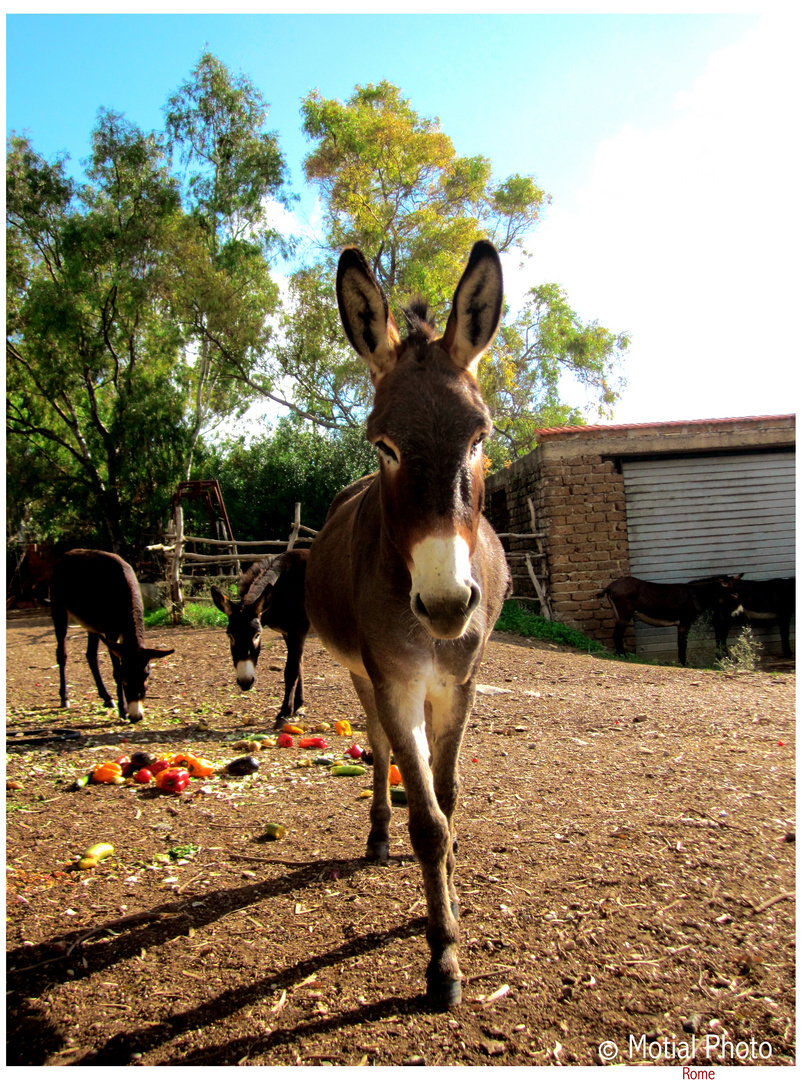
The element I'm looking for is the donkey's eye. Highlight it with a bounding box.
[375,440,398,463]
[471,433,487,455]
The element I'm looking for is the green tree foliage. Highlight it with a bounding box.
[164,52,290,475]
[269,80,627,445]
[6,117,191,553]
[197,418,376,541]
[482,284,630,463]
[301,81,546,315]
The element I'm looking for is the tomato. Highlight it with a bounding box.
[154,767,190,793]
[133,768,153,784]
[276,733,294,748]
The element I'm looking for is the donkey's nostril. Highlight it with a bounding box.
[467,583,481,614]
[414,594,429,619]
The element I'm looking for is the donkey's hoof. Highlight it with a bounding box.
[426,975,462,1011]
[365,840,389,865]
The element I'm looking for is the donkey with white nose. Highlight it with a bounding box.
[305,241,511,1009]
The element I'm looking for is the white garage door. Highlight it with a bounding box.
[622,451,795,660]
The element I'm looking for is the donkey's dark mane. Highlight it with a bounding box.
[402,298,437,351]
[239,554,283,604]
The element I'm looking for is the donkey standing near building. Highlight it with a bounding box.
[305,241,511,1009]
[597,574,743,664]
[211,549,310,725]
[49,549,174,721]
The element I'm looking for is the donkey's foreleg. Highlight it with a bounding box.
[429,683,474,921]
[380,685,462,1009]
[86,634,115,710]
[349,672,391,863]
[275,631,306,725]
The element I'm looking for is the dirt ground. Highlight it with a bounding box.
[5,610,796,1067]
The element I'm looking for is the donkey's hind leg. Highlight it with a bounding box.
[349,672,392,864]
[52,605,70,709]
[86,634,115,710]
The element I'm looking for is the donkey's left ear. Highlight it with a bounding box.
[441,241,503,376]
[336,248,402,383]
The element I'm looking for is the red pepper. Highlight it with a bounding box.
[298,736,328,749]
[150,759,171,775]
[154,767,190,793]
[345,743,364,759]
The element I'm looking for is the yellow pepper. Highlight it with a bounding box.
[91,762,124,784]
[334,720,352,737]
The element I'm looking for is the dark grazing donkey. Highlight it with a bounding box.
[211,549,310,726]
[49,549,174,721]
[597,574,743,664]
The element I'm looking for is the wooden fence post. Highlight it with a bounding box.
[170,501,184,624]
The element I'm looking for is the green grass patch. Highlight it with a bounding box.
[495,599,613,655]
[144,603,227,629]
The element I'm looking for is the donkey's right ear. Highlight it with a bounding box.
[211,586,233,617]
[336,248,401,383]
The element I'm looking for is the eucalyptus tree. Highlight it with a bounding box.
[269,80,627,448]
[6,116,190,552]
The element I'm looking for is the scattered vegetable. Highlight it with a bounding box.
[150,758,171,775]
[115,755,134,777]
[172,752,215,777]
[282,723,305,735]
[264,823,285,840]
[225,755,260,776]
[345,744,364,760]
[388,764,403,786]
[330,764,367,777]
[298,736,328,749]
[276,733,294,748]
[154,767,190,793]
[129,750,155,771]
[390,787,408,805]
[91,762,125,785]
[133,768,153,784]
[334,720,352,736]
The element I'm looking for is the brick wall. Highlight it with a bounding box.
[485,448,630,649]
[484,415,795,652]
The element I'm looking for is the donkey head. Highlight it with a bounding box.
[104,642,174,721]
[211,586,268,691]
[337,242,503,640]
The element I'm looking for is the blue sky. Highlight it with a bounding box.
[6,11,798,427]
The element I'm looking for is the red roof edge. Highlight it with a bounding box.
[535,414,796,438]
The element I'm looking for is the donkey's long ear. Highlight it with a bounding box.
[441,241,503,376]
[336,248,402,383]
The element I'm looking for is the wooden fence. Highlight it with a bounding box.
[147,502,317,622]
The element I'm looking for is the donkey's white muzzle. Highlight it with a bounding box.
[236,660,256,691]
[410,535,481,639]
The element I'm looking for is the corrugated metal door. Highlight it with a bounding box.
[621,451,795,659]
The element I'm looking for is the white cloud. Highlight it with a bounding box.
[511,15,801,425]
